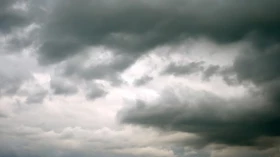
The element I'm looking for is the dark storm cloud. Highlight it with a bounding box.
[233,45,280,85]
[120,33,280,150]
[224,44,280,109]
[119,86,280,148]
[0,0,30,33]
[39,40,85,65]
[162,61,204,76]
[50,78,78,95]
[39,0,280,64]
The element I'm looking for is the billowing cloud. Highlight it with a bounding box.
[1,0,280,157]
[119,84,280,148]
[38,0,280,64]
[233,45,280,84]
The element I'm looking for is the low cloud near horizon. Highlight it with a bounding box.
[0,0,280,157]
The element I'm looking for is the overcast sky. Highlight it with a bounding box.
[0,0,280,157]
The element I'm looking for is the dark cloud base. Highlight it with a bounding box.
[39,0,280,64]
[120,42,280,149]
[120,88,280,149]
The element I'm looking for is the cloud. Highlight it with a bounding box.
[85,83,107,100]
[134,75,153,86]
[233,45,280,85]
[55,52,134,85]
[0,55,32,96]
[211,146,280,157]
[15,81,49,105]
[50,78,78,96]
[162,61,204,76]
[25,88,47,104]
[38,0,280,64]
[1,0,280,157]
[223,44,280,111]
[0,123,186,157]
[39,40,85,65]
[202,65,220,81]
[119,85,280,148]
[112,147,175,157]
[0,0,31,33]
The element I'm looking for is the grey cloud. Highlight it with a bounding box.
[134,76,153,86]
[0,125,145,157]
[1,23,40,53]
[25,87,48,104]
[35,0,280,90]
[204,44,280,87]
[225,44,280,111]
[233,45,280,85]
[0,0,39,56]
[162,61,204,76]
[58,54,134,85]
[0,149,18,157]
[38,0,280,64]
[219,67,239,86]
[0,72,27,96]
[0,0,31,33]
[5,35,33,52]
[50,78,78,95]
[0,112,7,118]
[39,40,85,65]
[162,62,221,81]
[86,83,107,100]
[171,145,210,157]
[0,56,31,96]
[119,86,280,148]
[210,146,280,157]
[202,65,220,81]
[1,0,280,156]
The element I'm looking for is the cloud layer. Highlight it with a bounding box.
[0,0,280,157]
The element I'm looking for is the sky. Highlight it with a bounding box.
[0,0,280,157]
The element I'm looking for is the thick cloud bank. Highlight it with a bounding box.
[0,0,280,157]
